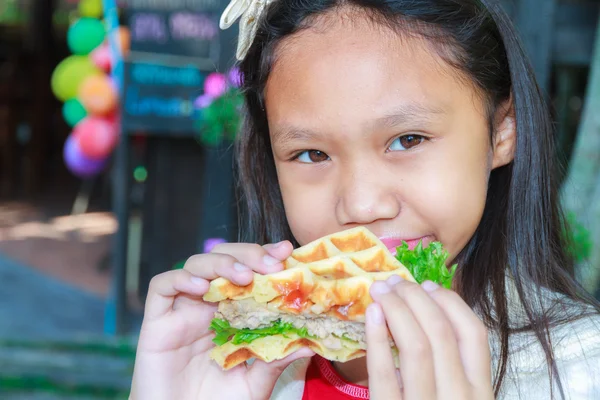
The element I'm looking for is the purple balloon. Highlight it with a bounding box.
[203,238,227,253]
[227,67,243,88]
[194,93,214,109]
[63,135,107,178]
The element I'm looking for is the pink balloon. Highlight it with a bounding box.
[74,116,119,160]
[90,44,112,72]
[204,72,227,97]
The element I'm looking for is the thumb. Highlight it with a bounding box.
[246,348,315,399]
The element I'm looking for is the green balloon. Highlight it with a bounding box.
[67,18,106,55]
[51,55,101,102]
[63,99,87,127]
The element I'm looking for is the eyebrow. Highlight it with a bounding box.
[271,126,321,146]
[271,102,446,145]
[374,103,446,130]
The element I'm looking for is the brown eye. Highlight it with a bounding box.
[389,134,425,151]
[296,150,330,163]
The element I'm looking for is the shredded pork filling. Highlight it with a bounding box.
[216,298,368,348]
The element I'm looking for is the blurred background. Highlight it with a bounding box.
[0,0,599,398]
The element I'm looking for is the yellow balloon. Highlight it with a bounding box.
[78,0,103,18]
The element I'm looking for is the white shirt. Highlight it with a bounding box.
[270,279,600,399]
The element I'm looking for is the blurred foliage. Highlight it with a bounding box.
[194,89,244,147]
[564,211,592,263]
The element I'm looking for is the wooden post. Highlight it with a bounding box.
[196,142,238,252]
[26,0,55,197]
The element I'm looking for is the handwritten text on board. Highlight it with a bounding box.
[131,12,217,43]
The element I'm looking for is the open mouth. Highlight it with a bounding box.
[379,236,434,255]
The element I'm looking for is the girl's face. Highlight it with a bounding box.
[265,14,515,261]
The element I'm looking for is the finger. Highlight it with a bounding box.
[263,240,294,261]
[422,281,493,396]
[211,241,293,274]
[247,348,315,399]
[184,253,255,286]
[366,303,402,400]
[144,269,209,319]
[370,281,436,400]
[387,277,469,399]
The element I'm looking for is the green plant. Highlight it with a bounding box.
[195,88,243,147]
[564,211,592,263]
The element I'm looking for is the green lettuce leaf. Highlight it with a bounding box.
[395,241,457,289]
[209,318,310,346]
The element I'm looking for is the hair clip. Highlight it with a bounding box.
[220,0,275,60]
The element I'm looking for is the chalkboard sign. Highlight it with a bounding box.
[125,0,222,64]
[120,0,234,135]
[121,61,204,134]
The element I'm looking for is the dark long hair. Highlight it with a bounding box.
[234,0,600,397]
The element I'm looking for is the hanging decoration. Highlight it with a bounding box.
[194,67,244,147]
[50,0,129,179]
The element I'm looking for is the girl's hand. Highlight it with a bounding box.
[130,241,314,400]
[365,276,494,400]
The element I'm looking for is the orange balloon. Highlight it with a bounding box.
[78,75,118,116]
[117,26,130,57]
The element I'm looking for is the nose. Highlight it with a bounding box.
[335,162,401,226]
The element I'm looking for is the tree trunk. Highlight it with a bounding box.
[561,14,600,293]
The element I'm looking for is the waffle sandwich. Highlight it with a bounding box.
[203,226,455,370]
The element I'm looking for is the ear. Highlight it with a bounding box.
[491,97,516,169]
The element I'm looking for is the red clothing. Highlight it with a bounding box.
[302,356,369,400]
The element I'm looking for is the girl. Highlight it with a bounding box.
[129,0,600,399]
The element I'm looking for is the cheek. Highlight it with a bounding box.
[408,136,490,258]
[276,166,336,245]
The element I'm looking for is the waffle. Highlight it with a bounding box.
[204,227,415,320]
[211,333,368,370]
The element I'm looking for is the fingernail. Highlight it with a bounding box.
[422,280,439,292]
[387,275,403,286]
[367,303,384,325]
[234,263,250,272]
[371,281,391,295]
[273,240,286,248]
[263,255,281,266]
[190,276,205,285]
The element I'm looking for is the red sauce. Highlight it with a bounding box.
[273,278,313,312]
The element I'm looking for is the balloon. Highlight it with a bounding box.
[62,99,88,127]
[67,18,106,55]
[64,134,106,178]
[204,73,227,97]
[73,116,118,160]
[194,94,213,109]
[78,0,103,18]
[90,44,112,72]
[78,75,118,116]
[116,27,131,57]
[51,55,102,102]
[227,67,243,88]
